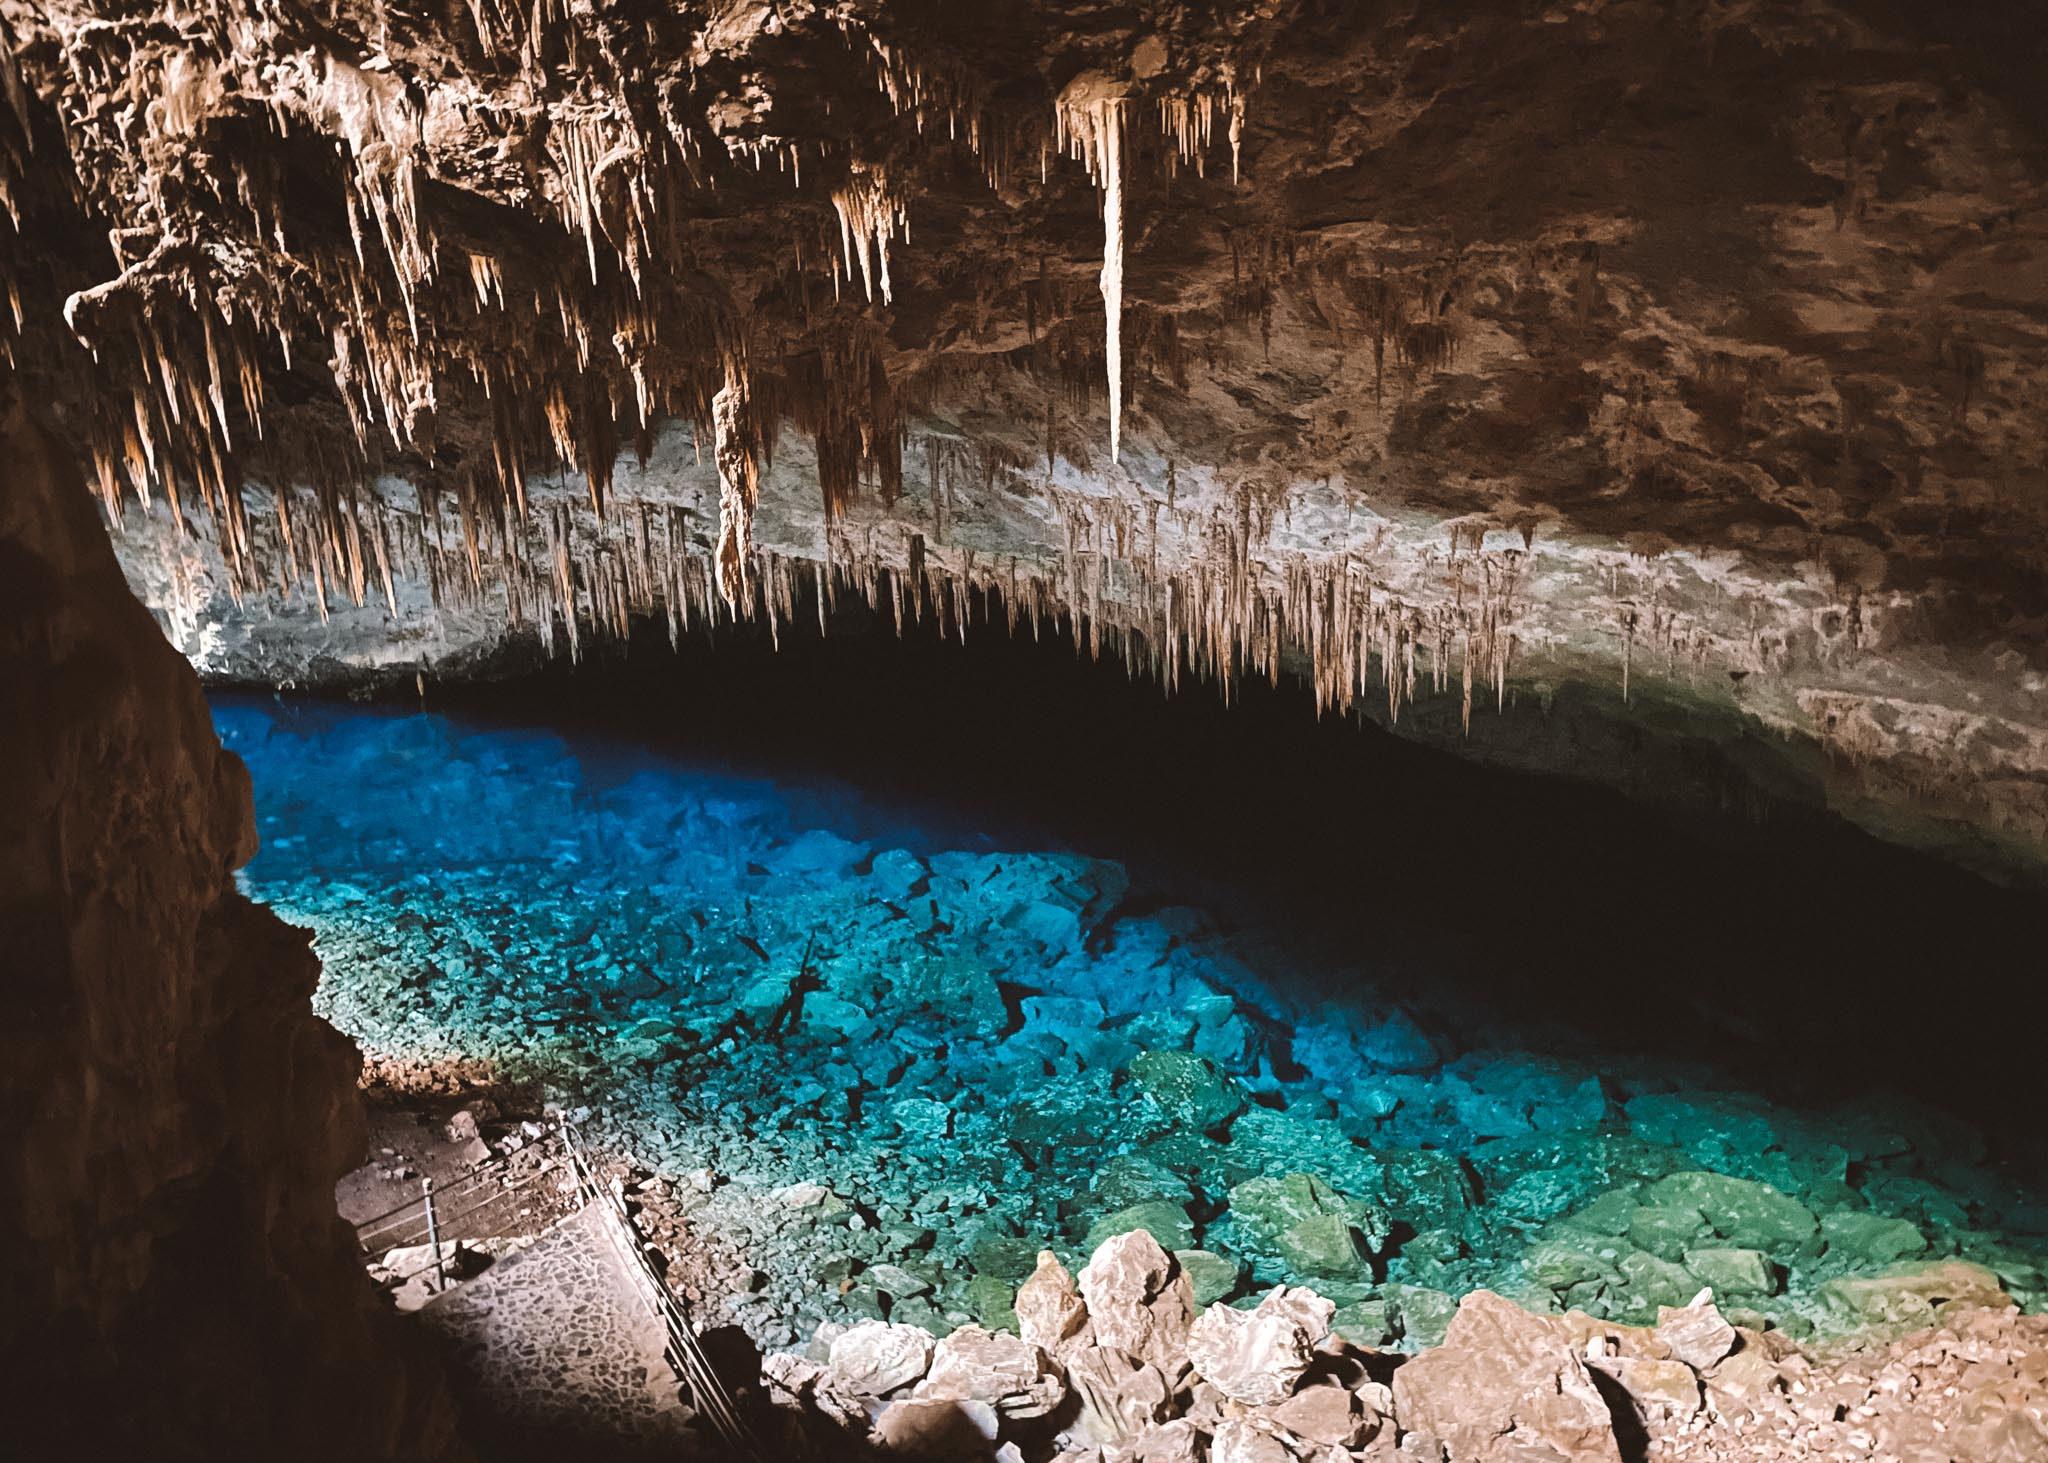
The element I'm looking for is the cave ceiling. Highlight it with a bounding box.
[2,1,2046,876]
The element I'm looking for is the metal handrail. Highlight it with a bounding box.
[363,1162,568,1258]
[560,1122,761,1462]
[352,1129,565,1254]
[354,1162,504,1240]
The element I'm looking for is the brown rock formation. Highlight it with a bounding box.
[4,1,2044,875]
[0,378,457,1456]
[759,1242,2048,1461]
[1391,1290,1625,1463]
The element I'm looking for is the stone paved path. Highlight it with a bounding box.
[421,1203,694,1459]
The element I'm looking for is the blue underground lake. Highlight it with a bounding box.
[216,690,2048,1355]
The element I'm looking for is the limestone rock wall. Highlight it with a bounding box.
[0,379,458,1457]
[5,1,2047,876]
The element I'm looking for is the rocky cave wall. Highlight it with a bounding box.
[3,2,2047,879]
[0,381,456,1455]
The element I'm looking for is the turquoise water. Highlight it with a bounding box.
[218,695,2048,1353]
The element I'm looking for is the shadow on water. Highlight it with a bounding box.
[245,591,2043,1163]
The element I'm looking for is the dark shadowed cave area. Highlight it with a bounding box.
[6,1,2048,1460]
[409,601,2048,1132]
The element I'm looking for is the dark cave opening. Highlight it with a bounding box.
[271,586,2044,1156]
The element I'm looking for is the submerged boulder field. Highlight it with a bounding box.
[224,695,2048,1457]
[2,1,2047,878]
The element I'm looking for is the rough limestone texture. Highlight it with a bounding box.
[1186,1287,1334,1407]
[1064,1345,1175,1448]
[829,1319,939,1397]
[1658,1298,1739,1373]
[752,1243,2048,1463]
[6,3,2048,877]
[1017,1250,1094,1358]
[0,386,457,1456]
[1391,1290,1625,1463]
[914,1325,1065,1421]
[1075,1230,1196,1372]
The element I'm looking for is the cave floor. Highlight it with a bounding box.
[216,694,2048,1361]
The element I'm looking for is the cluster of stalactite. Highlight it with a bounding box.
[0,2,1270,634]
[12,3,1782,728]
[1605,564,1796,706]
[830,164,908,306]
[6,7,724,573]
[146,425,1563,733]
[681,528,1529,732]
[1038,490,1530,726]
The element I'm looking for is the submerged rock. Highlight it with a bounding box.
[890,1098,955,1144]
[1683,1246,1779,1298]
[1619,1250,1701,1313]
[1377,1147,1476,1233]
[1084,1155,1197,1213]
[1275,1212,1364,1278]
[1082,1202,1195,1256]
[1006,1083,1107,1150]
[1818,1260,2012,1331]
[898,955,1008,1034]
[1644,1171,1819,1252]
[1127,1050,1245,1131]
[1523,1233,1624,1294]
[769,830,870,879]
[1627,1203,1712,1261]
[1385,1284,1459,1348]
[1173,1249,1244,1308]
[1822,1210,1928,1266]
[1330,1297,1393,1347]
[967,1233,1044,1281]
[1359,1010,1440,1073]
[868,1263,939,1301]
[1226,1171,1386,1263]
[964,1275,1020,1333]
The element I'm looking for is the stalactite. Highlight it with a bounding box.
[1622,605,1639,703]
[831,165,907,306]
[1056,78,1130,465]
[712,354,759,611]
[1229,86,1246,185]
